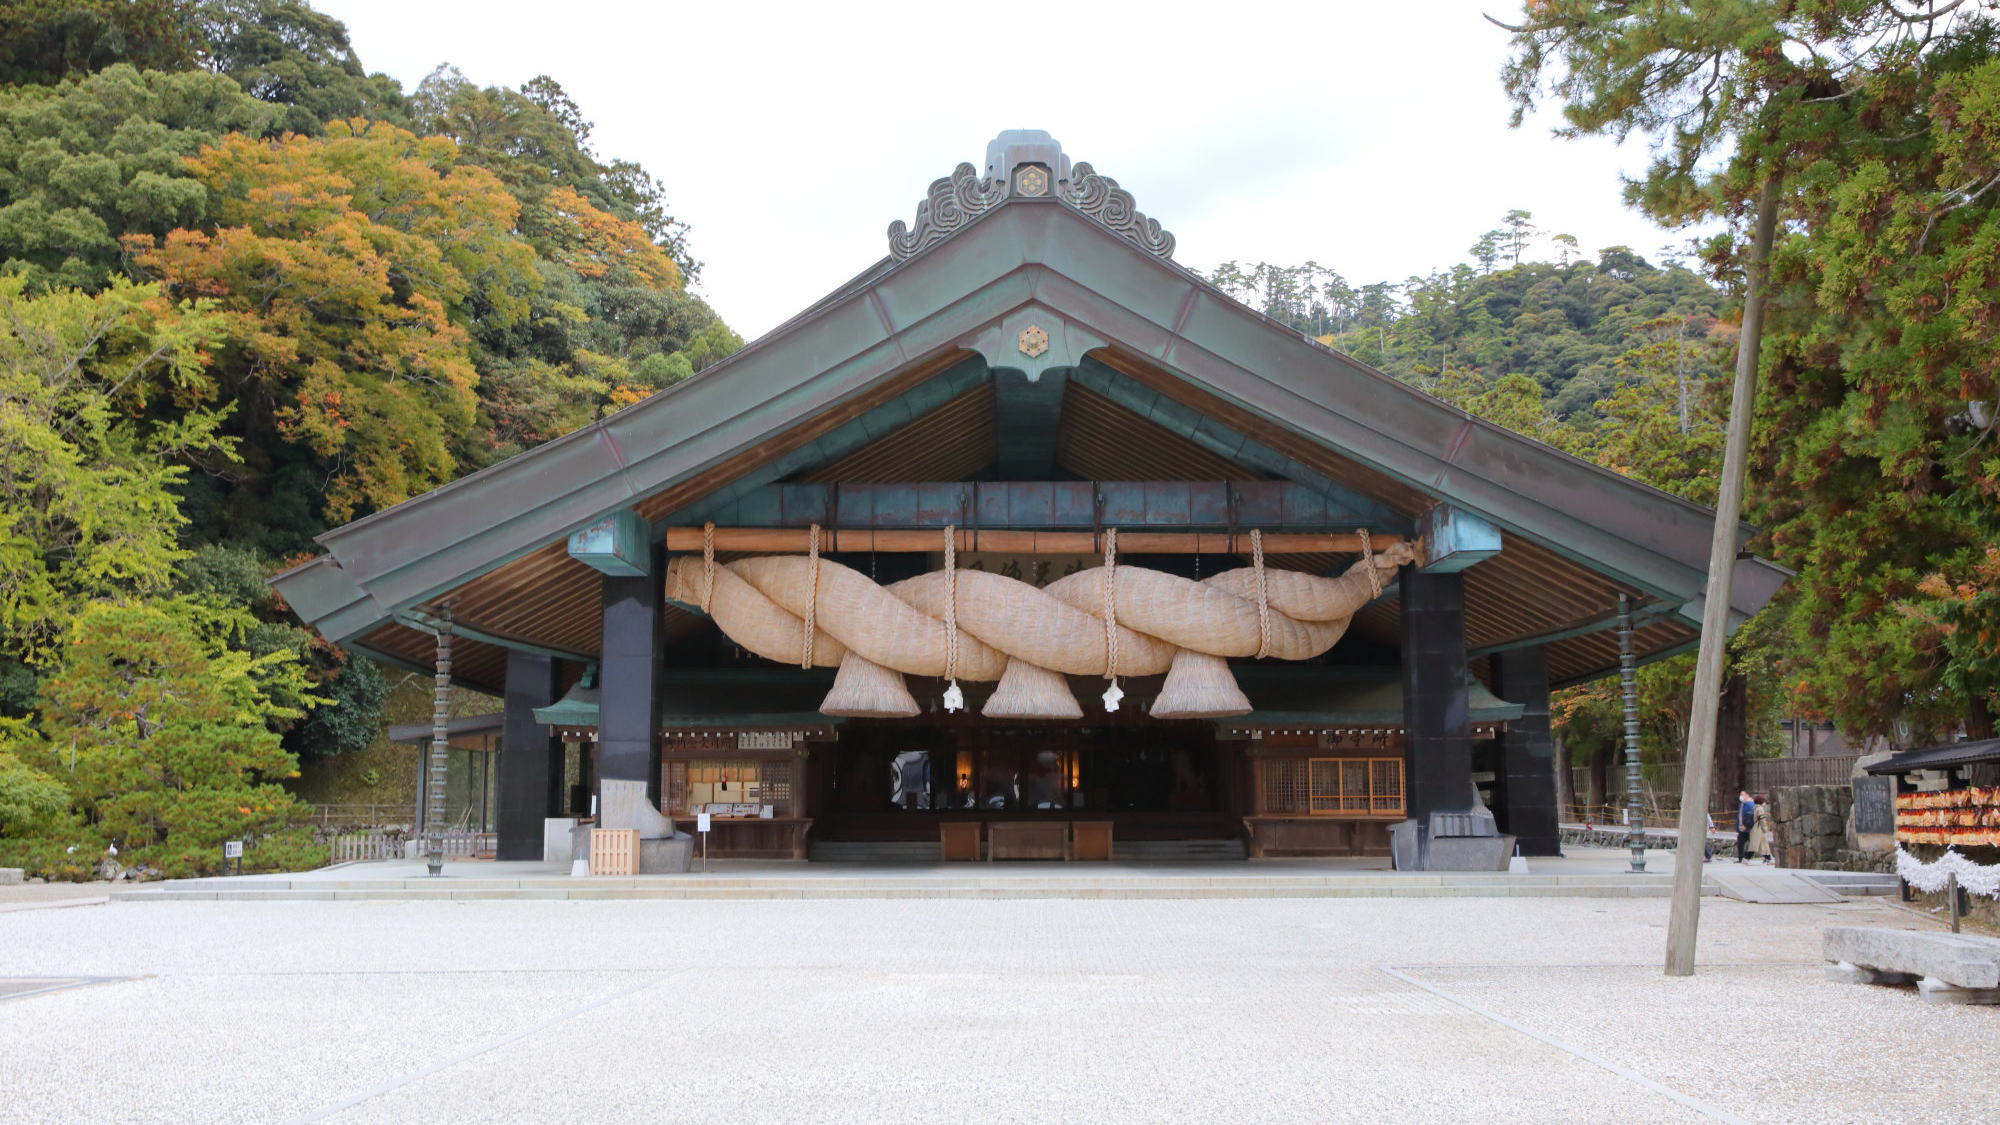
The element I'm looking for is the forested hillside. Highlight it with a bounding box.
[1209,236,1772,792]
[0,0,734,876]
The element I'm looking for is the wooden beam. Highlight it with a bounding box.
[662,527,1406,555]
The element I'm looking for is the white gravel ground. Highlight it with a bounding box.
[0,895,1989,1124]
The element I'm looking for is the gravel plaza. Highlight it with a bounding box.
[2,871,1995,1125]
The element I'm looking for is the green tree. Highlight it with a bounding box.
[1502,208,1539,265]
[0,275,229,666]
[193,0,408,134]
[9,597,324,877]
[0,0,202,87]
[0,64,279,290]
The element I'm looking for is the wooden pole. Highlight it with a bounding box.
[1665,176,1781,977]
[663,527,1405,555]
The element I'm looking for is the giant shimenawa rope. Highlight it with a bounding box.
[663,535,1416,720]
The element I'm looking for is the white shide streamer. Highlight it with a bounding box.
[1895,845,2000,898]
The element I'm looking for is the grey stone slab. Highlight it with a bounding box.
[1824,926,2000,989]
[1916,977,2000,1005]
[1825,962,1917,985]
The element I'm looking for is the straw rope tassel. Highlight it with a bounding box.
[942,525,964,712]
[1251,528,1271,660]
[802,523,820,670]
[1101,527,1124,712]
[1358,527,1382,599]
[701,521,717,615]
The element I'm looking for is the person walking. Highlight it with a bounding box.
[1735,789,1756,863]
[1752,794,1775,864]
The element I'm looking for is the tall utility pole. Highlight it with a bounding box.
[1665,178,1782,976]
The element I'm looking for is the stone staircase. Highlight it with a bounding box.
[807,840,942,863]
[1111,839,1247,862]
[808,839,1248,863]
[109,868,1704,902]
[1799,870,1899,897]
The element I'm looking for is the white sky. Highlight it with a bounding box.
[317,0,1694,339]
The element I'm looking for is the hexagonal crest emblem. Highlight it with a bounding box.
[1014,165,1049,197]
[1017,324,1050,359]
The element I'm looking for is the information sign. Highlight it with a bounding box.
[1852,775,1894,836]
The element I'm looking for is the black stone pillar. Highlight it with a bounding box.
[1401,569,1474,853]
[1493,646,1561,856]
[598,547,663,807]
[497,650,562,860]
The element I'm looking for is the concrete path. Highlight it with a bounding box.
[0,893,1987,1124]
[1708,866,1845,904]
[107,846,1712,902]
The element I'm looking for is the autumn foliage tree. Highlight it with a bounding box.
[128,118,530,524]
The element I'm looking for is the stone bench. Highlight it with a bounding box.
[1823,925,2000,1005]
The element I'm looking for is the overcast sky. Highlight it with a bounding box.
[317,0,1694,339]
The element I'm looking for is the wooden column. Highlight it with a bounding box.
[1400,568,1473,866]
[1493,646,1561,857]
[598,546,663,808]
[497,650,563,860]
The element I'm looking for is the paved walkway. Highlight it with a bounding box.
[103,846,1708,901]
[0,890,1987,1123]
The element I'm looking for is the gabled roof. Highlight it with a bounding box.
[272,135,1786,692]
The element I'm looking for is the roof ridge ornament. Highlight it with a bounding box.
[887,163,1006,261]
[1061,162,1175,260]
[888,132,1176,262]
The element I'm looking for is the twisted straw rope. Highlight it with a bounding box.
[662,535,1417,680]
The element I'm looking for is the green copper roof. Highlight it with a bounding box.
[272,178,1785,666]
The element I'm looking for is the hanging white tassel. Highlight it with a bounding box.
[943,680,964,713]
[1102,680,1124,712]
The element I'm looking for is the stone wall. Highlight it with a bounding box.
[1769,784,1893,872]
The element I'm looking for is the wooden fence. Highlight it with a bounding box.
[326,831,497,863]
[1745,756,1860,791]
[308,803,416,829]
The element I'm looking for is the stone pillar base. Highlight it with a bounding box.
[640,834,694,874]
[1427,834,1516,872]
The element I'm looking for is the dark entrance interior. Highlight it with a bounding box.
[812,720,1242,843]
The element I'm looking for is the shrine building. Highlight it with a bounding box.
[271,131,1786,870]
